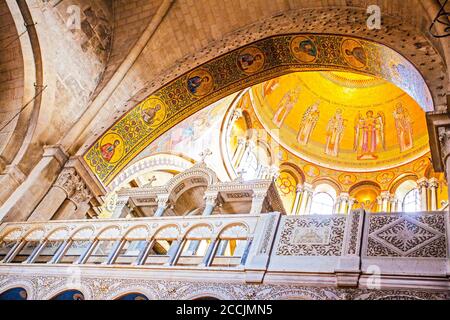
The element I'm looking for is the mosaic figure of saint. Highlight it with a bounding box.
[238,52,263,71]
[293,39,317,59]
[344,46,366,66]
[325,109,346,157]
[188,75,211,94]
[142,104,161,125]
[393,102,413,152]
[354,111,385,160]
[272,88,300,128]
[297,101,320,145]
[100,140,120,162]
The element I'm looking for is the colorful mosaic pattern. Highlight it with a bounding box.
[84,34,433,185]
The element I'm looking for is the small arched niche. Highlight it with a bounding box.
[0,287,28,300]
[50,290,85,301]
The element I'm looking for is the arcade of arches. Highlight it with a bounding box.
[0,0,449,300]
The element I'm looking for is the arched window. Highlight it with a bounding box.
[310,192,335,215]
[309,184,337,215]
[403,188,421,212]
[395,180,420,213]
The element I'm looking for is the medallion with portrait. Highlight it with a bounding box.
[236,47,265,74]
[187,68,214,96]
[99,133,125,164]
[140,97,167,128]
[341,39,367,69]
[290,36,318,63]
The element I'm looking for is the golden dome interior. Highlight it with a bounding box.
[248,71,429,172]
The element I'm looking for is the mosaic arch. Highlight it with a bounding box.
[84,34,433,186]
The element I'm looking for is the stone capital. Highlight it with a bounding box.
[203,191,219,206]
[43,145,69,167]
[417,177,429,188]
[380,191,391,200]
[428,177,439,189]
[156,194,170,208]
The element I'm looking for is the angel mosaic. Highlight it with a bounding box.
[354,110,386,160]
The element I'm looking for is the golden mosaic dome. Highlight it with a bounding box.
[249,71,429,172]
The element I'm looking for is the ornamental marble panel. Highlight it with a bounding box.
[365,214,447,258]
[276,216,346,256]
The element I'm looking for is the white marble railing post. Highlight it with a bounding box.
[48,240,72,264]
[134,240,154,266]
[75,239,98,264]
[166,238,184,266]
[199,237,219,267]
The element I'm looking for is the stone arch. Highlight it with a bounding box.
[82,29,439,186]
[279,162,305,185]
[183,223,214,240]
[105,285,160,300]
[312,178,342,195]
[43,285,92,300]
[0,280,34,300]
[69,226,96,240]
[122,225,150,241]
[46,227,70,241]
[181,288,234,300]
[217,223,250,240]
[389,173,420,194]
[152,224,181,240]
[95,225,123,240]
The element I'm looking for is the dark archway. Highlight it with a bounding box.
[115,293,149,300]
[0,287,27,300]
[50,290,84,300]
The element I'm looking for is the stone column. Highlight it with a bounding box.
[28,167,93,221]
[338,193,349,214]
[376,195,383,213]
[250,190,267,214]
[154,195,170,217]
[417,178,429,211]
[380,191,391,213]
[298,184,313,215]
[291,184,303,215]
[428,178,439,211]
[390,196,399,213]
[202,192,219,216]
[0,146,68,222]
[112,195,132,218]
[347,197,355,215]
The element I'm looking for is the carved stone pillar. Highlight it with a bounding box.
[154,195,170,217]
[29,167,93,221]
[202,192,219,216]
[250,190,267,214]
[0,146,68,222]
[390,196,399,213]
[428,177,439,211]
[417,178,429,211]
[376,195,383,213]
[112,194,132,218]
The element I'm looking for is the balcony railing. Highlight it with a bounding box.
[0,210,448,288]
